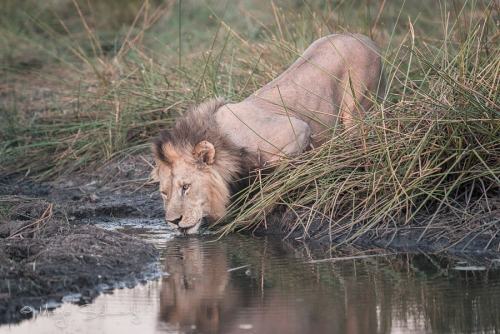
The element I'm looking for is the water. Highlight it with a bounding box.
[1,221,500,334]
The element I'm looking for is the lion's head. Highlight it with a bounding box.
[152,99,250,234]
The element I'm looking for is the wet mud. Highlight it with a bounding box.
[0,221,159,324]
[260,199,500,256]
[0,157,163,324]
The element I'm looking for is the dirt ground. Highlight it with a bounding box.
[260,200,500,256]
[256,194,500,256]
[0,155,162,324]
[0,221,159,324]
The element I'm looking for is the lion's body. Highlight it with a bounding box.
[216,33,384,164]
[153,34,384,233]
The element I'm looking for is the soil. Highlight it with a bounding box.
[259,199,500,256]
[0,155,163,324]
[0,221,159,324]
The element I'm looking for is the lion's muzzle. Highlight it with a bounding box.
[167,216,183,226]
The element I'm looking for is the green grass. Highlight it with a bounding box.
[218,2,499,242]
[0,0,498,244]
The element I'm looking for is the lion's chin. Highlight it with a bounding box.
[179,221,201,235]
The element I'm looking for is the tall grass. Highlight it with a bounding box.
[0,1,498,245]
[216,1,499,244]
[0,0,275,177]
[0,0,179,177]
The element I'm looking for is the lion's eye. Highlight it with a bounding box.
[181,184,190,196]
[161,191,168,197]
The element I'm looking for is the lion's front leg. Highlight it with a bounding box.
[260,114,311,165]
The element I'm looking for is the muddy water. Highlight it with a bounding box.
[1,221,500,334]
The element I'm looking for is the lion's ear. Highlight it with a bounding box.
[193,140,215,165]
[150,165,160,183]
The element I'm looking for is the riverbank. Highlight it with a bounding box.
[0,222,159,324]
[0,157,162,324]
[2,152,499,256]
[254,188,499,252]
[0,155,498,324]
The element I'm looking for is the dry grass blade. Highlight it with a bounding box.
[7,203,54,239]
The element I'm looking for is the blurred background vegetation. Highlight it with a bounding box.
[2,0,495,177]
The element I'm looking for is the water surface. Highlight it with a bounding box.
[2,221,499,334]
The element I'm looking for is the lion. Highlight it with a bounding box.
[152,33,384,233]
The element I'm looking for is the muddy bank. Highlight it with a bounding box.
[257,197,500,256]
[0,156,164,222]
[0,220,159,324]
[0,158,162,324]
[2,153,499,258]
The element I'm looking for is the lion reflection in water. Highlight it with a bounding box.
[159,238,381,334]
[159,238,236,333]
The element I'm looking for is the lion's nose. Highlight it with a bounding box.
[167,216,183,226]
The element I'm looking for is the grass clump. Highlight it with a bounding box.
[218,2,499,246]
